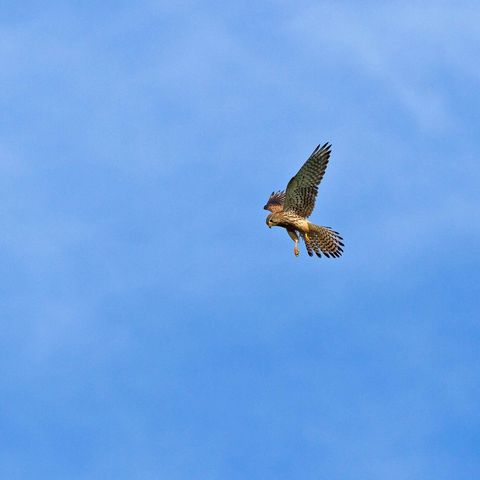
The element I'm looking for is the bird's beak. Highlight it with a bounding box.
[263,205,268,210]
[268,225,271,228]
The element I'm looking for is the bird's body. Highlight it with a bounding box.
[266,211,309,232]
[264,142,344,258]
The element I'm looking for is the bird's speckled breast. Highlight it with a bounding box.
[278,211,309,232]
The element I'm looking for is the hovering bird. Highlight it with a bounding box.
[264,142,344,258]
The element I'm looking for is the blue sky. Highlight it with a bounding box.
[1,1,479,479]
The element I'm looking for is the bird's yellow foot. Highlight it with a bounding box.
[294,246,300,256]
[305,233,311,243]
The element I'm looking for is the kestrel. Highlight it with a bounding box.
[264,142,344,258]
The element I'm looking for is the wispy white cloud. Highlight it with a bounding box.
[289,2,480,133]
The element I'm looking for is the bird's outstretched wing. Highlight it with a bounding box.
[283,142,332,218]
[263,190,285,213]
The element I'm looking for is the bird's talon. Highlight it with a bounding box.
[294,247,300,257]
[305,233,310,242]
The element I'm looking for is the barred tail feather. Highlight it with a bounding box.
[303,236,315,257]
[305,223,344,258]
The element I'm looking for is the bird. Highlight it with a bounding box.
[263,142,344,258]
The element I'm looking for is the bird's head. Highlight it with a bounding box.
[266,213,280,228]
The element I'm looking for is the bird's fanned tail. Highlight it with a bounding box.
[302,223,344,258]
